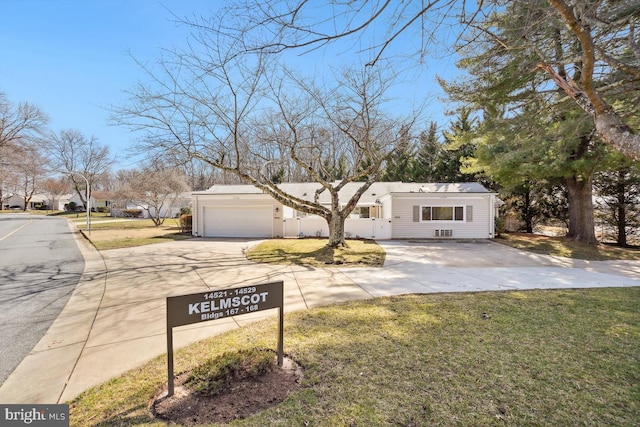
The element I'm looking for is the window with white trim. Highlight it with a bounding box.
[421,206,464,221]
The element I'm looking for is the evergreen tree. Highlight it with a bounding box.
[412,121,452,182]
[380,127,415,182]
[594,153,640,246]
[440,1,621,244]
[442,110,485,184]
[410,115,488,184]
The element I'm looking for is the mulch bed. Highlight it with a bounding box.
[151,357,303,425]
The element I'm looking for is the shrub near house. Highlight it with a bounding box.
[123,209,143,218]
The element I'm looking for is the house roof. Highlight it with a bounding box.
[92,190,116,200]
[194,182,494,205]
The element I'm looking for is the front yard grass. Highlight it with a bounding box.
[498,232,640,261]
[69,287,640,426]
[246,238,386,267]
[58,221,639,424]
[81,218,191,250]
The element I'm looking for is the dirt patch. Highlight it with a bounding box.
[151,357,303,425]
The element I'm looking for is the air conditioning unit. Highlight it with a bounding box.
[434,229,453,237]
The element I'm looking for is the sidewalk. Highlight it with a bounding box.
[0,237,638,404]
[0,237,372,403]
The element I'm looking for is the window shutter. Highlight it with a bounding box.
[454,206,464,221]
[413,206,420,222]
[466,205,473,222]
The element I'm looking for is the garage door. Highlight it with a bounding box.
[203,205,273,237]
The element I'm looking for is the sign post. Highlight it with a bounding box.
[166,281,284,397]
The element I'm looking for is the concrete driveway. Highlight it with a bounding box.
[1,237,638,404]
[341,240,640,296]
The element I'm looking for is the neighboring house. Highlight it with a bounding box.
[4,193,87,211]
[92,191,116,211]
[63,193,94,211]
[54,191,115,212]
[5,191,116,212]
[192,182,503,240]
[5,193,49,210]
[110,193,192,219]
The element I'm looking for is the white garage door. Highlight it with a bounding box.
[203,205,273,237]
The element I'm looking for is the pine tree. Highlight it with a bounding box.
[439,1,629,244]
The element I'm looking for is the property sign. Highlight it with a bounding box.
[167,282,283,327]
[166,281,284,396]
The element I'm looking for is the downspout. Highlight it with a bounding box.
[489,195,495,239]
[193,195,199,237]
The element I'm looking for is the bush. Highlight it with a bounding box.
[185,348,275,396]
[123,209,143,218]
[180,213,192,233]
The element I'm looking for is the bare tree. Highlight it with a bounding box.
[1,144,23,208]
[117,164,189,226]
[0,93,49,209]
[214,0,459,66]
[253,67,414,245]
[3,142,50,211]
[47,129,114,209]
[210,0,640,160]
[0,92,49,151]
[41,176,70,211]
[116,19,414,247]
[0,144,16,209]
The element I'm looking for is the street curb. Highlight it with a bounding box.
[0,221,107,404]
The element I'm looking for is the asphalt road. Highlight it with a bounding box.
[0,213,84,385]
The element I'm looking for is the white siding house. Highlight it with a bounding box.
[388,191,498,239]
[110,193,192,219]
[5,193,88,211]
[192,182,502,240]
[192,186,283,238]
[5,194,49,210]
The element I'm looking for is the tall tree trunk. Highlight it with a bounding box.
[523,188,534,233]
[327,213,346,248]
[616,170,627,247]
[566,175,598,244]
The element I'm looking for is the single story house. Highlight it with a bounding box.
[192,182,502,240]
[91,191,116,211]
[5,193,49,210]
[5,191,119,212]
[4,193,93,211]
[57,193,99,211]
[110,192,192,219]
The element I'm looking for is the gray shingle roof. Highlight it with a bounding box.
[194,182,492,205]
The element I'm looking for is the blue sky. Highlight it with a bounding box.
[1,0,459,171]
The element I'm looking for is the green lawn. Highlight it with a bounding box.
[89,233,192,250]
[86,218,165,229]
[69,287,640,426]
[76,218,192,250]
[498,232,640,260]
[8,212,638,425]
